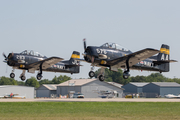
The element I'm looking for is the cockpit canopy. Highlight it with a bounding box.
[100,43,130,51]
[20,50,46,57]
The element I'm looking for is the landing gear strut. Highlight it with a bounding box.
[123,59,130,79]
[37,64,43,80]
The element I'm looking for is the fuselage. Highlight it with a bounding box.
[84,46,161,72]
[7,53,79,74]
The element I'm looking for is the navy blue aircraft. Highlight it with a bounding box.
[3,50,80,81]
[80,39,177,81]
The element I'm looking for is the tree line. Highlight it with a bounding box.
[1,68,180,88]
[94,68,180,85]
[0,75,71,88]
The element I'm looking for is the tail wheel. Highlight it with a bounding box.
[89,71,95,78]
[10,73,15,78]
[99,75,105,82]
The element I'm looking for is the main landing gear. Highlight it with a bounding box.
[123,59,130,79]
[36,64,43,80]
[19,70,26,81]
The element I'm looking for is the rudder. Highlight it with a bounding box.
[69,51,80,73]
[157,44,170,72]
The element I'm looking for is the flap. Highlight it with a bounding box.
[27,57,64,70]
[108,48,160,68]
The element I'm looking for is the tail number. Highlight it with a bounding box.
[161,54,169,60]
[72,60,79,65]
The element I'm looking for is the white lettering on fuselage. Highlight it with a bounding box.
[96,49,107,54]
[16,55,25,60]
[139,61,153,67]
[51,65,65,69]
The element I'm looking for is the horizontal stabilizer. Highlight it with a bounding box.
[153,60,177,65]
[65,64,83,67]
[74,58,86,62]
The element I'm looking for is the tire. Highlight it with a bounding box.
[10,73,15,78]
[36,74,42,80]
[123,71,130,79]
[89,71,95,78]
[21,75,26,81]
[99,75,105,82]
[123,75,129,79]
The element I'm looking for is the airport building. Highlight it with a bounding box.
[36,84,57,98]
[57,79,124,98]
[143,82,180,98]
[36,79,124,98]
[0,85,34,99]
[122,82,149,94]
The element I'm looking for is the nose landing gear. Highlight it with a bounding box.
[19,70,26,81]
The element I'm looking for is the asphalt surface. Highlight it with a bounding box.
[0,98,180,102]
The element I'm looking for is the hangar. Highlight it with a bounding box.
[36,84,57,98]
[57,79,124,98]
[0,85,34,99]
[122,82,149,94]
[143,82,180,98]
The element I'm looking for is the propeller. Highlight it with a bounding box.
[2,52,14,63]
[3,52,8,61]
[83,38,87,51]
[3,52,7,59]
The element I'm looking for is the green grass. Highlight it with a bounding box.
[0,102,180,120]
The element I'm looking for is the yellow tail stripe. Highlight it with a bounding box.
[71,54,80,58]
[160,48,169,55]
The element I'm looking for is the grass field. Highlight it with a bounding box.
[0,102,180,120]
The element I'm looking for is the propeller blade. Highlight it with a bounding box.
[83,38,86,51]
[2,53,7,59]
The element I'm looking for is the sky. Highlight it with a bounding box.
[0,0,180,81]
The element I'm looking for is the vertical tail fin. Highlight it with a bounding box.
[157,44,170,72]
[69,51,80,73]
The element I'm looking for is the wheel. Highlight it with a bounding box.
[123,71,130,79]
[10,73,15,78]
[123,75,129,79]
[89,71,95,78]
[21,75,26,81]
[36,74,42,80]
[99,75,105,82]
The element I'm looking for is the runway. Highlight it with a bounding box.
[0,98,180,102]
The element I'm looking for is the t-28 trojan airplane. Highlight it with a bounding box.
[3,50,80,81]
[79,39,177,81]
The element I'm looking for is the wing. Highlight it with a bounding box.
[108,48,160,70]
[27,57,64,70]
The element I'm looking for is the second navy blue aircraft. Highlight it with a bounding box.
[3,50,80,81]
[79,39,177,81]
